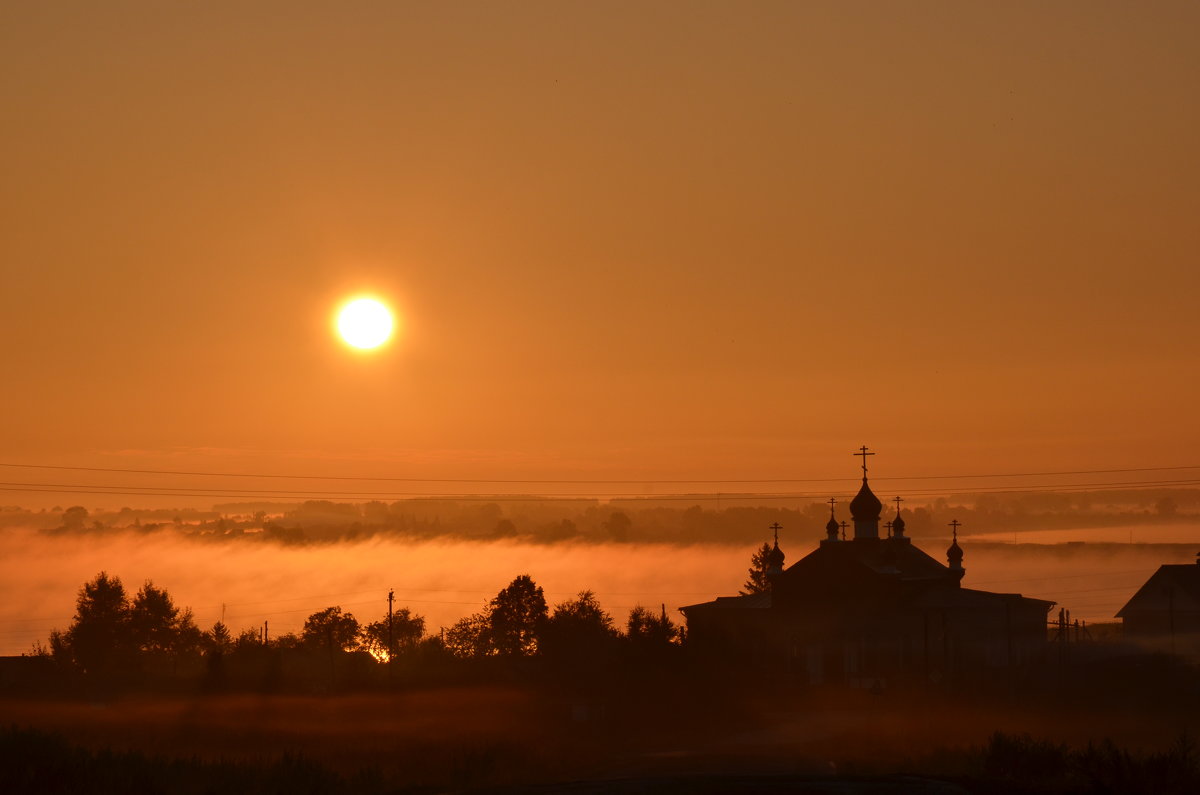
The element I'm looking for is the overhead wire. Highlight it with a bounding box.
[2,460,1200,484]
[2,475,1200,502]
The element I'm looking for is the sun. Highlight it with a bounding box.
[336,297,394,350]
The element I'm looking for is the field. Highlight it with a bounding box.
[4,668,1200,793]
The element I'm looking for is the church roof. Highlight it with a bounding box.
[911,586,1054,611]
[785,537,952,583]
[1116,564,1200,618]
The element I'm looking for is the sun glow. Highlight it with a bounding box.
[336,298,394,350]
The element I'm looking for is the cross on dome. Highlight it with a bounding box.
[855,445,875,477]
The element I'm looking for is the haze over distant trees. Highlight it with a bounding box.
[5,485,1198,548]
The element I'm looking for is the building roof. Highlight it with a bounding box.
[680,536,1055,615]
[680,591,770,613]
[784,537,953,583]
[1116,564,1200,618]
[911,586,1054,611]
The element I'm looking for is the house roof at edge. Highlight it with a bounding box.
[1116,564,1200,618]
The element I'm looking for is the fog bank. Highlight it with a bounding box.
[1,529,1193,655]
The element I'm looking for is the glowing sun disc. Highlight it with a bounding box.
[337,298,394,349]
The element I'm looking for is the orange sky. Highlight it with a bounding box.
[2,2,1198,508]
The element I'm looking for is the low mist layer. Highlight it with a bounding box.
[2,528,1196,656]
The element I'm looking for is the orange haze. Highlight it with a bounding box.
[2,2,1199,507]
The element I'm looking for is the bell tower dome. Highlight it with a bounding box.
[849,445,882,540]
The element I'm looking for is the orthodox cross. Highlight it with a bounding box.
[855,445,875,476]
[893,495,904,514]
[839,520,848,540]
[884,520,893,538]
[827,497,837,510]
[769,522,782,544]
[948,518,961,539]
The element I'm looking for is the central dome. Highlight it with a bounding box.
[850,478,883,522]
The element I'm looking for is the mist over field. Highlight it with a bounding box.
[3,526,1197,656]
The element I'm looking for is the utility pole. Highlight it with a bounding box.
[264,620,269,646]
[387,589,395,671]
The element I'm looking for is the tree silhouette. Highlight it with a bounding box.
[301,606,360,651]
[541,590,618,671]
[205,621,232,654]
[603,511,632,542]
[54,571,133,674]
[740,542,773,595]
[626,604,681,646]
[233,626,262,650]
[487,574,547,656]
[445,612,490,658]
[61,505,89,532]
[492,518,518,538]
[360,607,426,661]
[130,581,183,654]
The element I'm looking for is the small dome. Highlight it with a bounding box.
[892,512,906,535]
[767,542,785,569]
[947,536,963,562]
[850,478,883,522]
[826,515,840,535]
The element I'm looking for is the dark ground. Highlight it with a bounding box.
[3,663,1200,794]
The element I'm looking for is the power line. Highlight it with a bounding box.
[3,476,1200,503]
[2,460,1200,484]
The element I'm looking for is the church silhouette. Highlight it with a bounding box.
[681,449,1054,687]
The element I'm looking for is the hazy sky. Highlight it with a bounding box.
[2,2,1198,506]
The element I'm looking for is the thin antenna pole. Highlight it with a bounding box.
[387,588,395,667]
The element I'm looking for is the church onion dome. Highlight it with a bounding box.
[767,542,785,570]
[826,515,840,536]
[849,478,883,522]
[891,512,906,535]
[947,534,963,563]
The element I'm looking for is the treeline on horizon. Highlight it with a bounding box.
[26,571,682,692]
[2,487,1196,546]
